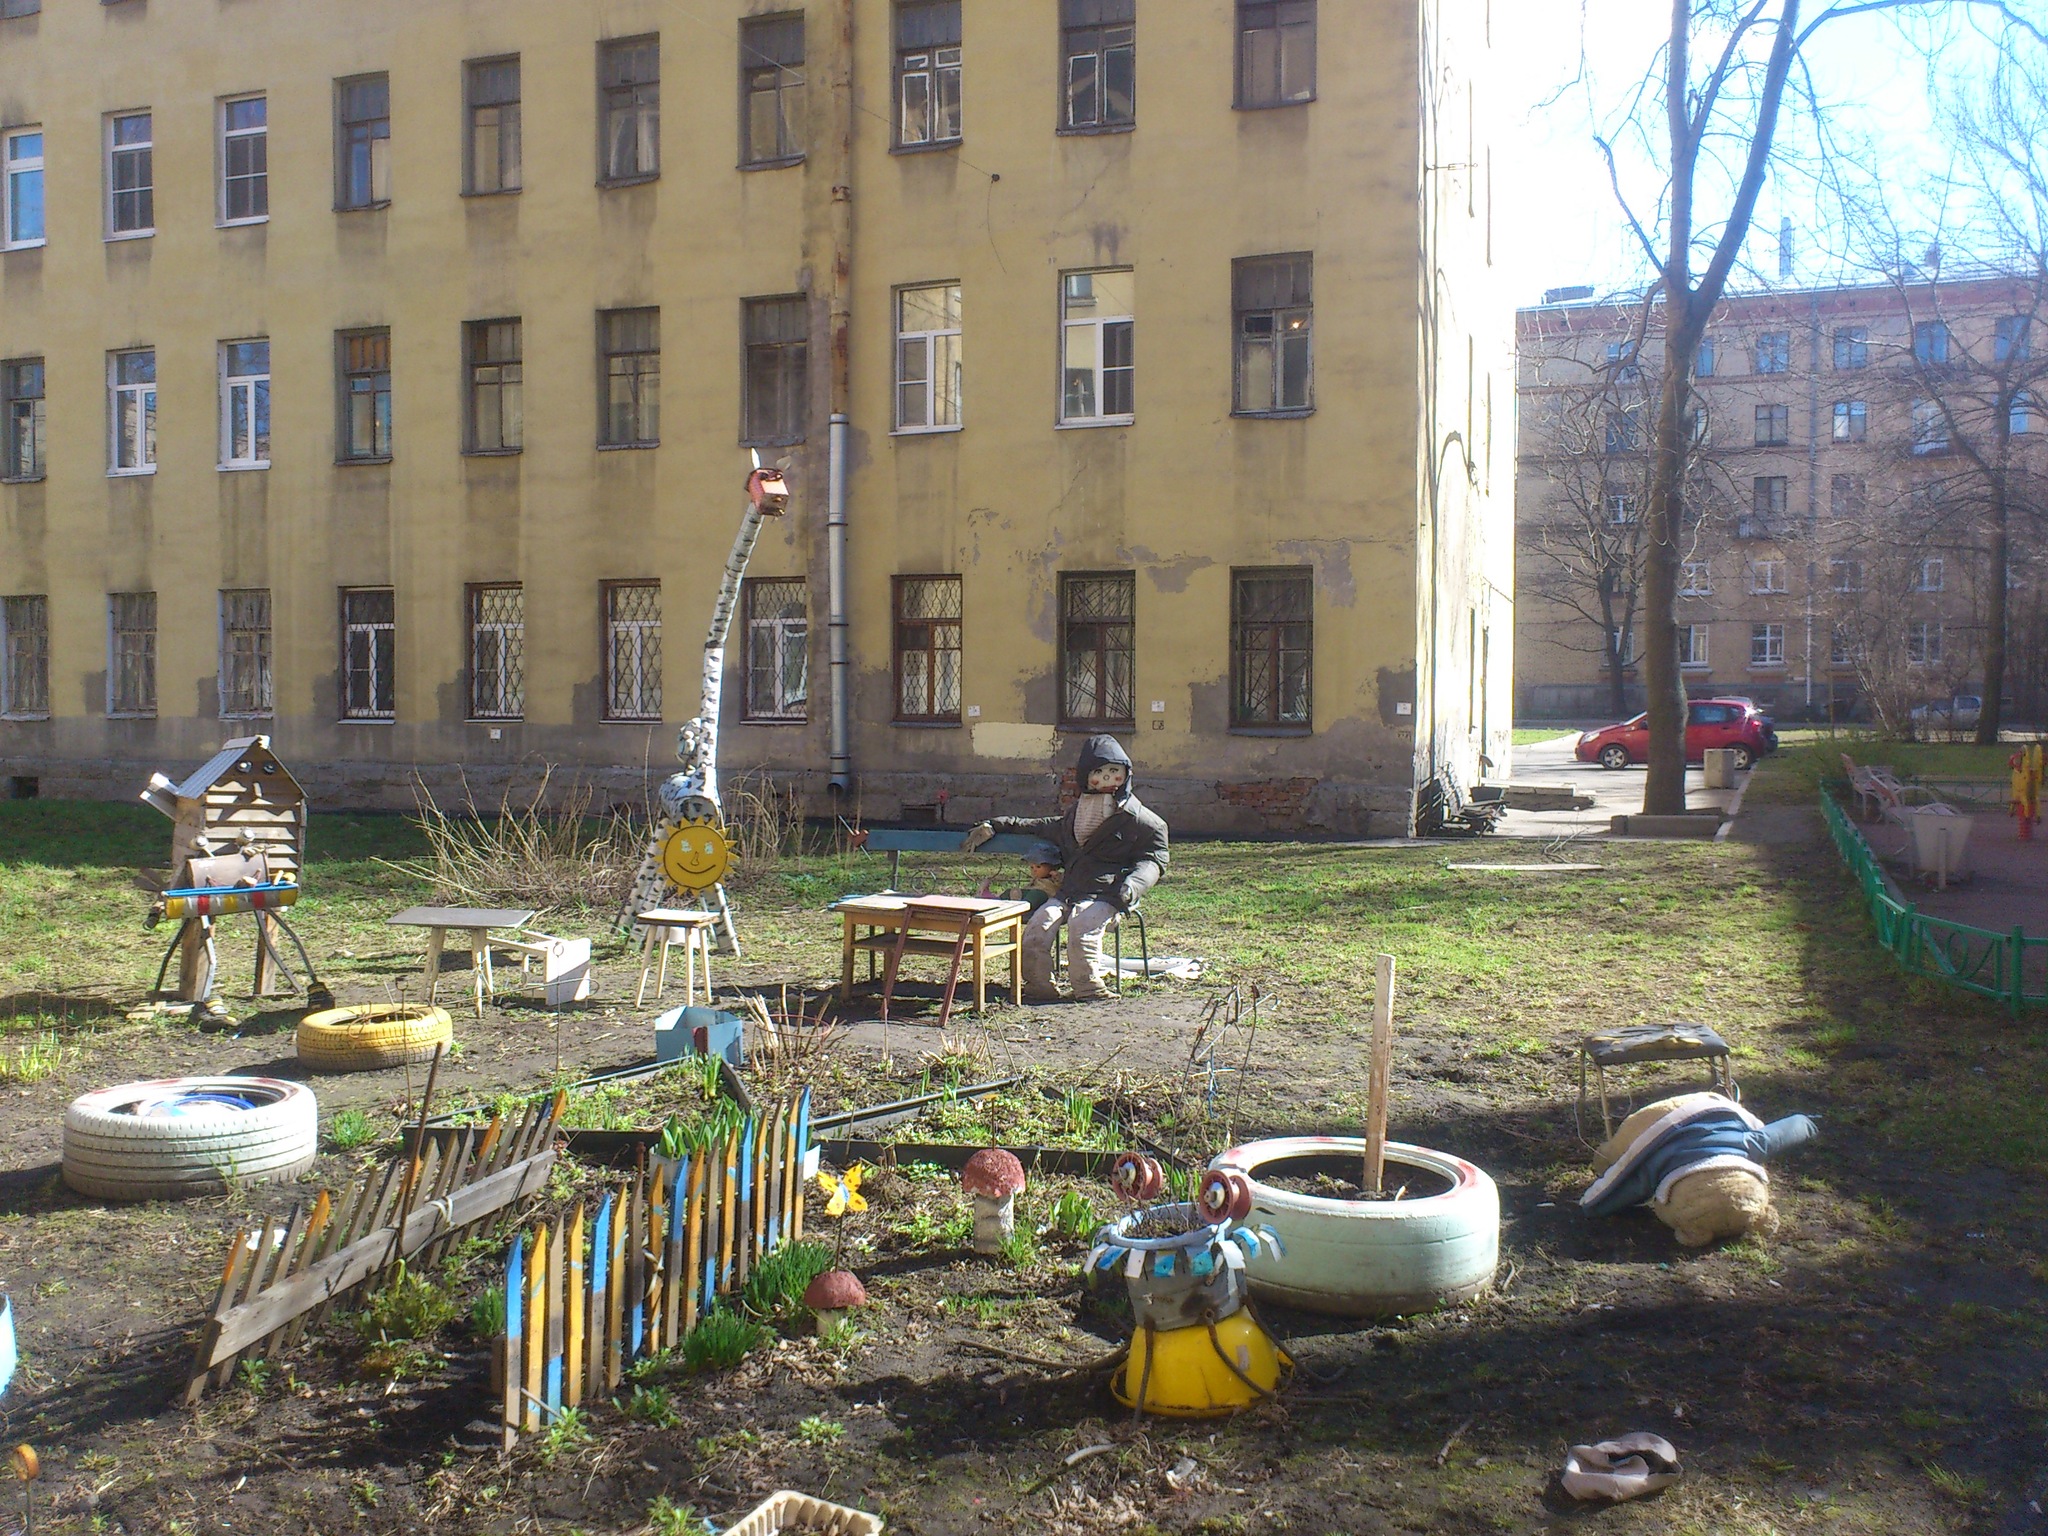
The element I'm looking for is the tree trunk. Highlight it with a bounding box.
[1640,351,1693,814]
[1976,486,2009,744]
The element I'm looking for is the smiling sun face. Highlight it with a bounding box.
[659,817,735,892]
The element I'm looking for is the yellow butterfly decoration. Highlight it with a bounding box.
[815,1165,868,1218]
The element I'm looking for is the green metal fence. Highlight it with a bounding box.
[1820,782,2045,1013]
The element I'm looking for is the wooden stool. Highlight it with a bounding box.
[1577,1021,1736,1140]
[636,908,717,1008]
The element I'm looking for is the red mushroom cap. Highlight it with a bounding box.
[961,1147,1027,1198]
[803,1269,868,1310]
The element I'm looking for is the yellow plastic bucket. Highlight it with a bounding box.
[1111,1312,1290,1418]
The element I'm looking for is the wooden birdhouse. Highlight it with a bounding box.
[141,735,307,882]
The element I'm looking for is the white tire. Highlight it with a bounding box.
[63,1077,318,1202]
[1212,1136,1499,1317]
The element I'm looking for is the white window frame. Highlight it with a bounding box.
[218,94,268,226]
[1748,559,1785,594]
[604,581,662,721]
[1059,269,1134,426]
[341,587,396,721]
[1911,398,1949,455]
[1605,490,1638,524]
[105,110,154,239]
[1680,561,1713,596]
[108,348,156,475]
[3,127,44,250]
[468,584,525,721]
[894,282,962,433]
[1907,620,1942,666]
[1831,400,1866,442]
[1830,558,1862,593]
[218,588,274,718]
[743,577,808,721]
[1679,624,1709,669]
[1830,627,1857,667]
[1609,625,1636,666]
[1750,622,1785,668]
[219,339,271,470]
[1917,557,1944,593]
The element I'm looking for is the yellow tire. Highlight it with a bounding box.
[296,1004,454,1073]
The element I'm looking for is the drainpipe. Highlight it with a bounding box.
[828,414,851,791]
[825,0,855,793]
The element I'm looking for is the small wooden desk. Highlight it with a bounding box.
[387,906,538,1016]
[834,894,1029,1022]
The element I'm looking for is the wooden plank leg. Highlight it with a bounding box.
[972,930,986,1014]
[698,927,713,1005]
[839,915,856,1003]
[879,922,913,1024]
[635,924,656,1009]
[1009,920,1023,1003]
[422,926,446,1003]
[933,927,970,1034]
[683,928,696,1008]
[654,928,673,1001]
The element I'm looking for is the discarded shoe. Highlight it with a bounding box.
[1561,1433,1682,1502]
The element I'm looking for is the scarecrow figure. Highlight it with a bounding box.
[964,735,1168,1003]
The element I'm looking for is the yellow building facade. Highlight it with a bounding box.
[0,0,1512,836]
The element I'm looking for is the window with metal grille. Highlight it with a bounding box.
[220,95,267,222]
[3,359,44,481]
[600,307,660,446]
[220,340,271,468]
[895,284,961,431]
[1831,399,1866,442]
[1063,0,1134,130]
[1754,331,1789,373]
[1231,569,1310,727]
[108,591,156,715]
[600,36,660,182]
[219,589,273,717]
[1750,622,1785,667]
[107,111,152,235]
[896,1,962,147]
[1060,572,1135,726]
[109,349,156,473]
[1233,254,1312,414]
[469,585,524,720]
[1833,326,1867,369]
[1061,270,1134,424]
[1907,621,1942,666]
[1237,0,1314,108]
[605,581,662,720]
[335,75,390,209]
[466,58,521,194]
[741,15,805,166]
[466,319,523,452]
[1,594,48,718]
[893,575,962,721]
[744,578,807,720]
[743,296,808,445]
[338,330,392,460]
[5,127,44,248]
[1754,403,1788,445]
[341,588,395,719]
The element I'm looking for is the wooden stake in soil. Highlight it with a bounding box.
[1363,954,1396,1197]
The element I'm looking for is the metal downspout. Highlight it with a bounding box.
[826,0,855,793]
[828,415,851,790]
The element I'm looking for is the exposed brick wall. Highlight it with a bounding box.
[1215,777,1319,821]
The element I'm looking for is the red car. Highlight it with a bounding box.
[1575,698,1778,771]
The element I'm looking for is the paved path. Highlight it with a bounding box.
[1878,801,2048,936]
[1499,734,1742,840]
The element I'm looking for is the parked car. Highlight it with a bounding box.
[1575,698,1779,771]
[1909,695,1982,732]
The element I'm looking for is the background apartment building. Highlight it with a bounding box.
[1516,276,2046,724]
[0,0,1511,836]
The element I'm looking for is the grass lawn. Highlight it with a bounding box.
[0,780,2043,1533]
[1511,726,1578,745]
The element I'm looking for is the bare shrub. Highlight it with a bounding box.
[380,769,644,914]
[740,989,847,1100]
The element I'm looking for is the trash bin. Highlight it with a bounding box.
[1900,806,1974,888]
[1702,748,1739,789]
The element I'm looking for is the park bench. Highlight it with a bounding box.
[1840,753,1918,823]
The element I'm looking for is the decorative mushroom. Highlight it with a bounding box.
[961,1148,1027,1255]
[802,1269,868,1336]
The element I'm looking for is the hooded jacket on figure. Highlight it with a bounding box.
[990,736,1169,910]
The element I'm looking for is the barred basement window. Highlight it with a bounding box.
[743,296,808,446]
[1060,571,1135,726]
[1231,568,1311,727]
[341,587,395,719]
[744,578,807,720]
[741,14,805,166]
[469,584,524,720]
[1,594,48,718]
[893,575,961,722]
[219,589,273,717]
[605,581,662,721]
[108,591,157,716]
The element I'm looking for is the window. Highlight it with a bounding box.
[1679,625,1709,669]
[106,111,153,236]
[1911,398,1948,455]
[1604,341,1641,383]
[893,575,962,721]
[1231,569,1311,727]
[1830,473,1866,519]
[1061,269,1134,424]
[1695,337,1716,377]
[1830,558,1862,592]
[1917,557,1944,593]
[1752,475,1787,520]
[1831,400,1866,442]
[0,1,40,18]
[1060,571,1135,726]
[219,96,267,222]
[1609,626,1636,666]
[1238,1,1315,108]
[468,584,524,720]
[1063,0,1135,131]
[604,581,662,720]
[4,128,43,248]
[465,319,523,452]
[743,296,808,446]
[338,330,392,461]
[600,37,660,183]
[1907,620,1942,666]
[743,578,807,720]
[1750,622,1785,668]
[1605,488,1638,524]
[108,591,156,714]
[896,1,962,147]
[1755,331,1789,374]
[335,75,391,209]
[341,588,395,719]
[1831,627,1856,667]
[1233,253,1312,415]
[108,349,156,473]
[1,595,48,718]
[894,283,961,431]
[1913,321,1950,365]
[740,15,804,166]
[1909,479,1950,518]
[2014,391,2034,436]
[219,340,270,468]
[599,307,660,446]
[1680,561,1712,596]
[1832,327,1867,370]
[1749,559,1786,594]
[1997,315,2031,364]
[1755,404,1789,445]
[2,359,43,480]
[1604,406,1640,453]
[465,58,521,194]
[218,589,272,717]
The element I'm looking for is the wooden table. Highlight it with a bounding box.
[387,906,538,1016]
[834,894,1030,1024]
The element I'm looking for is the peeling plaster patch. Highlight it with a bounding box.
[1377,666,1417,727]
[1123,546,1213,595]
[1277,539,1356,606]
[972,721,1056,761]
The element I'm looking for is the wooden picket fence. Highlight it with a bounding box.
[499,1089,812,1446]
[186,1092,566,1404]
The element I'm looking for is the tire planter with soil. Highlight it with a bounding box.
[296,1003,453,1073]
[1211,1135,1499,1317]
[63,1077,319,1202]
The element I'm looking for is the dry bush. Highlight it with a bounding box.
[740,989,848,1099]
[722,771,806,872]
[381,768,645,914]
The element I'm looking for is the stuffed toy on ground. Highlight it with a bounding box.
[1581,1092,1818,1246]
